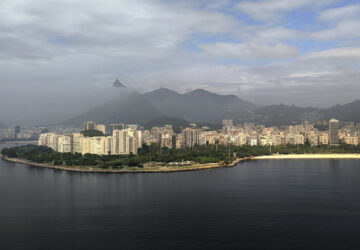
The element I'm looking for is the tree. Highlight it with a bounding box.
[81,130,105,137]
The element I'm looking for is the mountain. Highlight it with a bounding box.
[322,100,360,122]
[64,83,360,127]
[234,100,360,126]
[144,88,253,122]
[65,92,163,126]
[65,87,254,127]
[113,79,126,88]
[235,104,320,126]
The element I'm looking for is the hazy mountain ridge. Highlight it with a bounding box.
[65,92,163,126]
[322,100,360,122]
[235,105,320,126]
[66,87,253,126]
[144,88,253,122]
[64,87,360,127]
[237,102,360,126]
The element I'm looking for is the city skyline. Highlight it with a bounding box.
[33,118,360,157]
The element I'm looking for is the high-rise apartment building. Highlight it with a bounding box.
[109,124,125,136]
[83,121,96,131]
[222,119,233,127]
[14,125,20,138]
[88,137,111,155]
[222,120,234,135]
[57,135,72,153]
[72,133,83,153]
[112,130,126,154]
[38,133,48,146]
[329,119,339,145]
[112,129,142,155]
[127,124,140,130]
[182,128,199,147]
[95,124,106,134]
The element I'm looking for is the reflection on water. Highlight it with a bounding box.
[1,156,360,250]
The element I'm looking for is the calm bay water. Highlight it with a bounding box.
[1,144,360,249]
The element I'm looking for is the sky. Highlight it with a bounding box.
[1,0,360,124]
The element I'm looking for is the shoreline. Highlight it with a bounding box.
[0,154,252,173]
[2,153,360,173]
[253,154,360,160]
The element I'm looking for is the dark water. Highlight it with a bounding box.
[1,144,360,249]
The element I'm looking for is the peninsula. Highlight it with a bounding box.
[2,144,360,173]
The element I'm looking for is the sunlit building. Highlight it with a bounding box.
[329,119,339,145]
[182,128,199,147]
[83,121,96,131]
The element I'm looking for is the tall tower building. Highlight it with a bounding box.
[112,128,141,155]
[127,124,139,130]
[182,128,199,147]
[96,124,106,134]
[83,121,96,131]
[112,130,125,154]
[72,133,83,153]
[329,119,339,145]
[14,125,20,138]
[222,119,233,127]
[109,124,125,136]
[222,120,233,135]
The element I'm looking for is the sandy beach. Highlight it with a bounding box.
[254,154,360,160]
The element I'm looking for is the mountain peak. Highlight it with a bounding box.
[113,79,126,88]
[186,89,238,99]
[144,88,180,97]
[187,89,211,96]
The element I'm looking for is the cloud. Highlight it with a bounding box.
[250,27,300,42]
[0,0,243,124]
[0,0,359,124]
[199,42,299,59]
[313,5,360,41]
[312,20,360,40]
[129,45,360,107]
[300,47,360,60]
[236,0,337,21]
[0,0,238,61]
[319,4,360,21]
[237,0,307,20]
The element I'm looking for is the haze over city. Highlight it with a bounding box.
[1,0,360,125]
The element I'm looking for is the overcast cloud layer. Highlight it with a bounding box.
[1,0,360,124]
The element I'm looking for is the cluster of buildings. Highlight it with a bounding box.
[36,119,360,156]
[143,119,347,149]
[0,125,82,141]
[0,125,48,141]
[38,122,142,155]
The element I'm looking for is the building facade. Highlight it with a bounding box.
[329,119,339,145]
